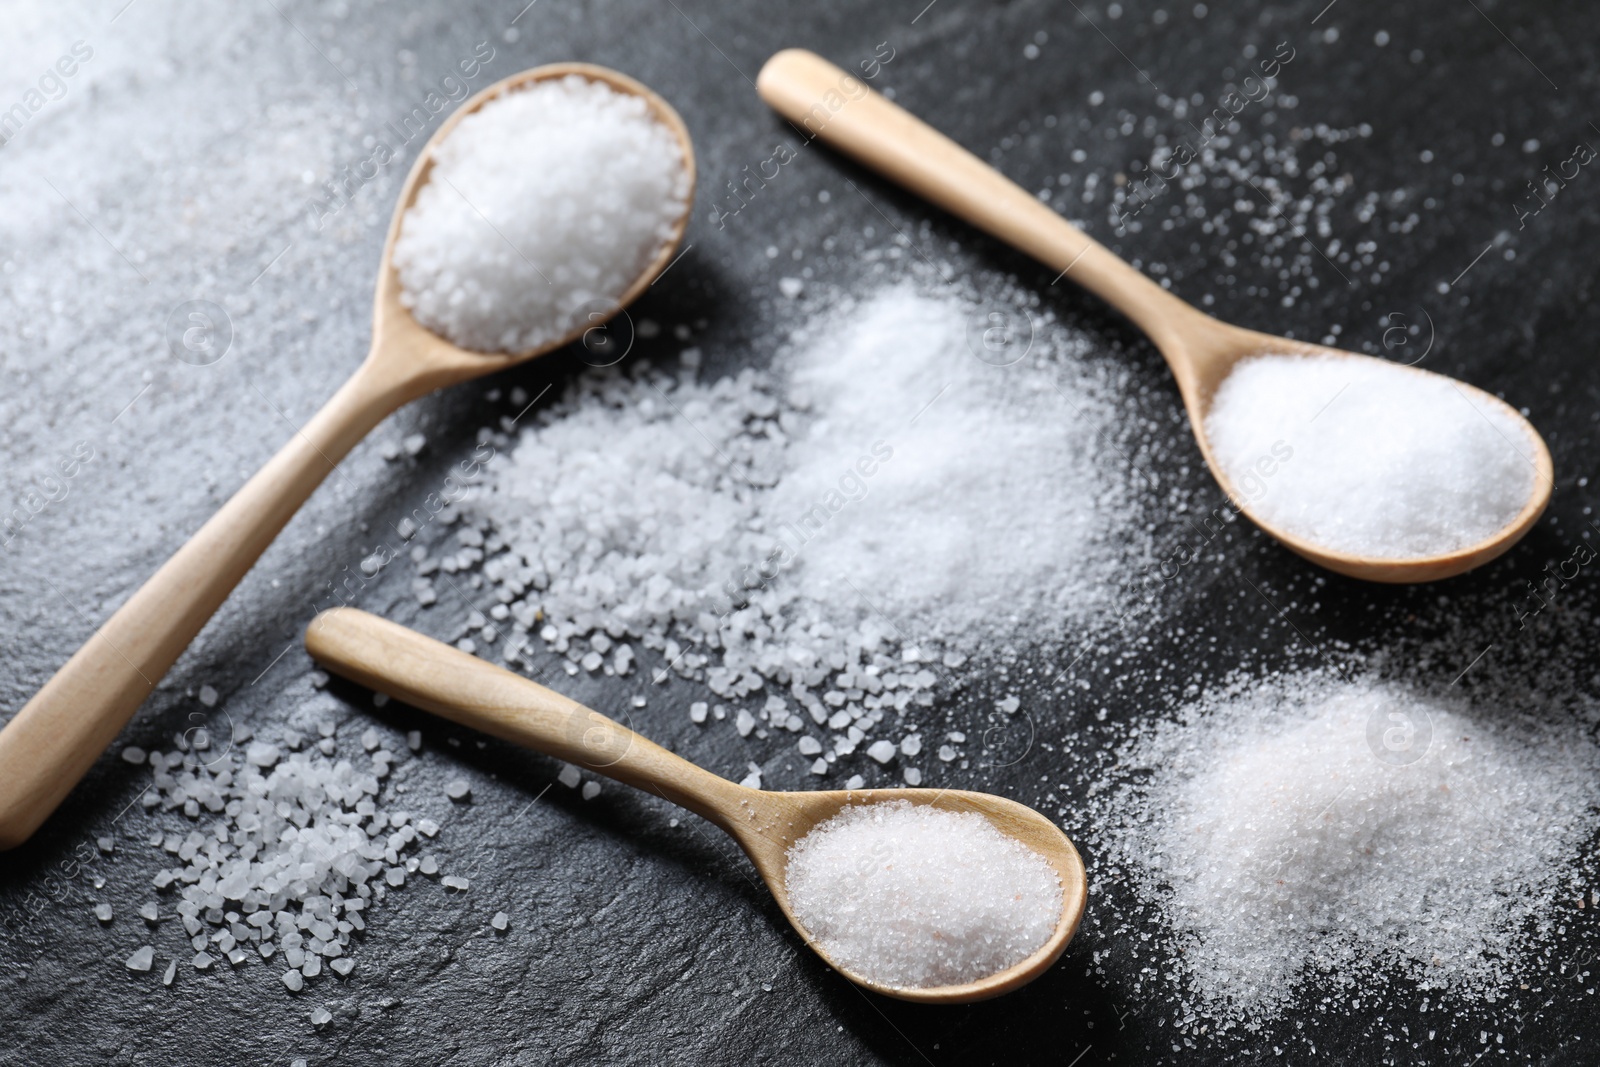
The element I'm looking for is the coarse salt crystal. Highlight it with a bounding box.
[393,75,689,354]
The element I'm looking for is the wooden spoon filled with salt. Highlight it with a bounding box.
[756,49,1553,584]
[305,607,1088,1004]
[0,64,694,850]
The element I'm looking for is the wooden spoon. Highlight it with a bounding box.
[0,64,695,851]
[756,48,1553,584]
[303,607,1087,1004]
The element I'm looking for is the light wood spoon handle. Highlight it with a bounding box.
[757,48,1213,381]
[302,607,748,825]
[0,360,410,849]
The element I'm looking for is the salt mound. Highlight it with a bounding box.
[1094,674,1600,1026]
[438,280,1153,780]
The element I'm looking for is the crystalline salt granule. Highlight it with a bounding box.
[1205,354,1536,558]
[392,75,689,354]
[785,800,1061,989]
[125,946,154,972]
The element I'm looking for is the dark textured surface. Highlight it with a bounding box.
[3,0,1600,1064]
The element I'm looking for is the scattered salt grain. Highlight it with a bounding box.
[1205,355,1536,558]
[310,1006,332,1027]
[93,903,113,923]
[445,779,472,801]
[121,746,146,764]
[126,946,155,972]
[392,75,690,354]
[134,726,433,992]
[330,958,355,977]
[138,902,159,923]
[198,685,218,707]
[282,969,304,992]
[442,876,470,891]
[580,781,601,801]
[162,960,176,986]
[491,911,509,931]
[785,801,1061,988]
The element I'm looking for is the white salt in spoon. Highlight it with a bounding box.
[304,607,1088,1004]
[757,49,1553,583]
[0,64,694,850]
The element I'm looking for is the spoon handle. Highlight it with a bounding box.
[0,360,408,850]
[756,48,1203,357]
[302,607,751,825]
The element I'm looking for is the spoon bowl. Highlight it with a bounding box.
[1164,316,1554,582]
[0,63,694,850]
[730,785,1085,1003]
[756,48,1552,583]
[304,607,1089,1004]
[373,62,697,392]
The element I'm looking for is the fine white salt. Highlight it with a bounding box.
[1205,354,1536,557]
[393,74,689,354]
[784,801,1061,989]
[1093,672,1600,1026]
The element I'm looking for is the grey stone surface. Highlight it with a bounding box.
[3,0,1599,1064]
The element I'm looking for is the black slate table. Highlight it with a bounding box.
[3,0,1599,1063]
